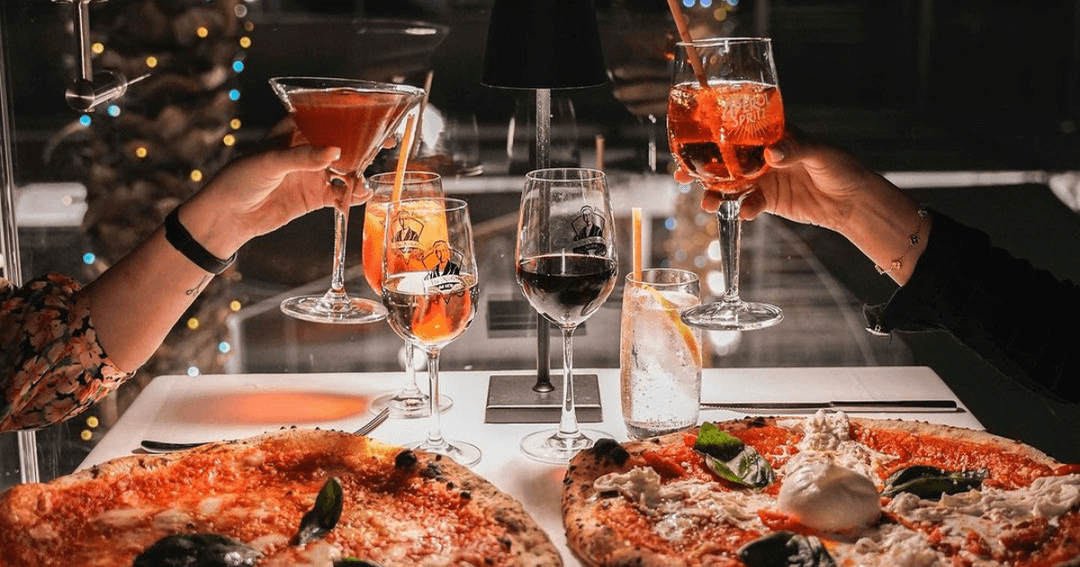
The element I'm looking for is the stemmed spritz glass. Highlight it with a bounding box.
[516,168,618,464]
[667,38,786,330]
[270,76,424,324]
[363,171,452,418]
[382,197,481,465]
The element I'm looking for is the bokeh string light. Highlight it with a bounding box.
[50,0,254,387]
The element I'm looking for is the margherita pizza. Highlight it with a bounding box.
[0,429,562,567]
[563,412,1080,566]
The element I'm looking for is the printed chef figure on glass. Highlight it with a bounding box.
[393,213,424,250]
[427,240,463,287]
[390,214,466,296]
[572,205,607,256]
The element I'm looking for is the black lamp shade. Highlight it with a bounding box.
[481,0,607,90]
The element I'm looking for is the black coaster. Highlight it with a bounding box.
[484,374,603,423]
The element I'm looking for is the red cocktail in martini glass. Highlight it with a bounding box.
[270,77,424,324]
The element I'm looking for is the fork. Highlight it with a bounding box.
[138,407,392,453]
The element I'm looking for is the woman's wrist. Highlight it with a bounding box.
[838,177,930,285]
[174,198,246,262]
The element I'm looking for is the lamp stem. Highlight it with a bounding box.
[533,88,554,393]
[536,88,550,169]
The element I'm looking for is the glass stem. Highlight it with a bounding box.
[328,207,349,297]
[18,430,39,483]
[647,114,658,173]
[557,327,581,438]
[717,199,743,304]
[400,341,423,397]
[425,347,446,448]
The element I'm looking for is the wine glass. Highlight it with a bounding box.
[667,38,786,330]
[362,171,452,418]
[382,197,481,466]
[270,76,424,324]
[516,168,618,464]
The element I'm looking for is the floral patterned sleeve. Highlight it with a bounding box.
[0,273,131,432]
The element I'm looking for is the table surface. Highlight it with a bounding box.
[82,366,982,566]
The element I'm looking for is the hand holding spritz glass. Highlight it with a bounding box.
[667,38,785,330]
[382,197,480,466]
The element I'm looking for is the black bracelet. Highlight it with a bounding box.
[163,207,236,274]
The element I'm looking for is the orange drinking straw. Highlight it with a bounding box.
[631,206,701,362]
[665,0,708,88]
[391,113,417,202]
[632,207,642,281]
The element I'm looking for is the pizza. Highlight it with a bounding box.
[0,428,562,567]
[563,412,1080,567]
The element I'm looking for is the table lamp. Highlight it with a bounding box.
[481,0,607,423]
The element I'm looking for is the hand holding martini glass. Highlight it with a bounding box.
[270,76,424,324]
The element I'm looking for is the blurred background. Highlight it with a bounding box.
[2,0,1079,488]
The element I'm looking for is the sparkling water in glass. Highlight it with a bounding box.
[620,268,702,439]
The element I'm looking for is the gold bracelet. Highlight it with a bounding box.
[875,206,928,275]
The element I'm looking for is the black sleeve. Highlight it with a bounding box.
[864,210,1080,403]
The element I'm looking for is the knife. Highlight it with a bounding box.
[699,399,960,413]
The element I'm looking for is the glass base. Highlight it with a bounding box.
[280,294,387,324]
[520,427,613,465]
[680,299,783,331]
[408,439,481,467]
[370,392,453,419]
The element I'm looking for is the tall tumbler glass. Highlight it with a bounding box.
[620,268,702,439]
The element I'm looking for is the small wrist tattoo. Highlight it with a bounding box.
[186,275,211,296]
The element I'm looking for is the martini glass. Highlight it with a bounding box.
[270,76,424,324]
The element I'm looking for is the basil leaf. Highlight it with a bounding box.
[694,422,775,489]
[694,422,746,461]
[737,531,837,567]
[294,477,344,546]
[881,465,987,499]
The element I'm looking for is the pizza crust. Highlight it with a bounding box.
[0,428,563,567]
[563,416,1080,567]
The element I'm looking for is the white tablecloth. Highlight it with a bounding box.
[82,367,981,566]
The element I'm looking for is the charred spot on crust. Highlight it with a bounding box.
[460,490,471,500]
[421,462,444,480]
[395,450,418,470]
[589,438,629,466]
[747,416,768,428]
[497,536,512,550]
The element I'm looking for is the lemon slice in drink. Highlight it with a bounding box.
[642,285,701,364]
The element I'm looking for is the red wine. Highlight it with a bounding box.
[517,253,617,328]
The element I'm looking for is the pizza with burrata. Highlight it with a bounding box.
[562,413,1080,566]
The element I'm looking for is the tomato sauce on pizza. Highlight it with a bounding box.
[0,430,562,567]
[563,414,1080,567]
